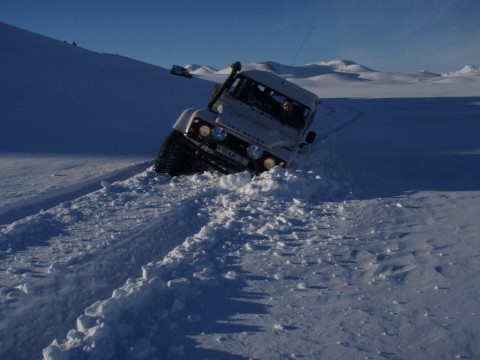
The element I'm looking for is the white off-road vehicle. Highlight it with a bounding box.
[154,61,320,176]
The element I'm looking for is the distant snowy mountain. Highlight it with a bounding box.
[447,65,480,76]
[190,59,479,86]
[191,60,358,79]
[185,64,218,75]
[307,59,376,73]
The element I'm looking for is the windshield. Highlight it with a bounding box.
[229,75,310,130]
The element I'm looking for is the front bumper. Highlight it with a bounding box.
[178,135,260,175]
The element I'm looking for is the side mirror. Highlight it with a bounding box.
[305,131,317,144]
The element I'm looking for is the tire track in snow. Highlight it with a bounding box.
[0,169,224,359]
[314,101,361,140]
[0,161,153,226]
[42,169,341,359]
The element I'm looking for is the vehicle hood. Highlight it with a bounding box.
[215,104,298,149]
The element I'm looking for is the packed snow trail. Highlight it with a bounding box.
[42,166,344,359]
[0,160,153,226]
[0,169,239,359]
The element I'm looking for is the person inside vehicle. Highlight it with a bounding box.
[279,99,295,121]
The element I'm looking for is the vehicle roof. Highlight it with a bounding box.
[239,69,319,109]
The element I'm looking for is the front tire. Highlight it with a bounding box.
[154,131,188,175]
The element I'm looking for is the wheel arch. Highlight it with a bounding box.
[172,108,217,133]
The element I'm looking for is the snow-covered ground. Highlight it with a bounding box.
[1,21,480,360]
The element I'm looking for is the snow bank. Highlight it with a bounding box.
[42,168,330,359]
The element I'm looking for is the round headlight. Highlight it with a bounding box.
[263,157,276,170]
[199,125,211,137]
[212,126,227,141]
[247,144,263,160]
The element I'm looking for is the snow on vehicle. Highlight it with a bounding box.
[155,61,320,176]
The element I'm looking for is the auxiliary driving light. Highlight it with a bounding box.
[212,126,227,141]
[247,144,263,160]
[199,125,211,137]
[263,157,276,170]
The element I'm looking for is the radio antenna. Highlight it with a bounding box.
[283,26,314,83]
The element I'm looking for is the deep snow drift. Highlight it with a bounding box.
[1,21,480,360]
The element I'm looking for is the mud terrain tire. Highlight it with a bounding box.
[154,131,188,175]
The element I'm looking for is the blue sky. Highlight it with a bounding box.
[1,0,479,73]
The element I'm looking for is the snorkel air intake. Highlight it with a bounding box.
[207,61,242,110]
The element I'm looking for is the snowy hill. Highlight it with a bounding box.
[189,57,479,82]
[0,22,213,158]
[184,64,218,74]
[447,64,480,76]
[1,21,480,360]
[191,60,366,79]
[190,58,479,98]
[311,59,376,73]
